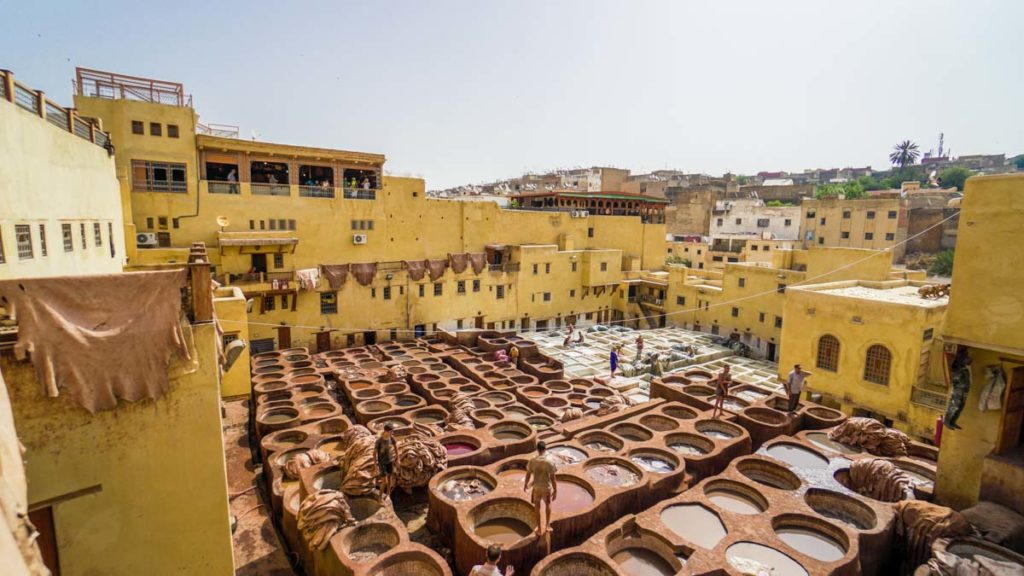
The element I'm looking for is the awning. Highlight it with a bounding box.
[219,237,298,247]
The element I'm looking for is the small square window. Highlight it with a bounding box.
[146,217,154,229]
[885,233,895,241]
[270,220,277,230]
[735,218,742,225]
[273,253,284,268]
[738,277,746,287]
[717,218,724,226]
[472,279,480,292]
[751,245,759,251]
[496,285,505,299]
[571,262,578,272]
[418,284,425,297]
[172,218,180,229]
[818,237,825,244]
[167,124,179,138]
[866,211,876,219]
[150,122,162,136]
[569,289,576,298]
[806,210,816,218]
[865,232,874,240]
[676,296,685,306]
[731,307,739,317]
[321,293,338,314]
[289,219,296,230]
[774,316,783,328]
[784,219,792,226]
[777,284,786,294]
[841,231,850,239]
[543,292,551,302]
[383,286,391,300]
[887,210,897,219]
[600,262,608,272]
[457,281,466,294]
[545,263,551,274]
[263,296,275,311]
[131,121,144,135]
[759,312,766,322]
[532,264,538,274]
[434,283,443,296]
[843,211,851,219]
[158,216,168,229]
[757,218,769,228]
[820,217,826,225]
[587,227,594,238]
[923,328,934,340]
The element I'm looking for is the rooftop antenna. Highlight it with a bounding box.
[938,133,945,158]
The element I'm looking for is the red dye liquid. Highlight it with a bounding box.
[445,442,477,455]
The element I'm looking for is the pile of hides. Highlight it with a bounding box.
[448,253,469,274]
[444,393,476,431]
[380,365,407,383]
[729,556,775,576]
[335,426,379,496]
[426,259,448,281]
[297,490,355,550]
[926,541,1024,576]
[595,392,634,416]
[0,270,189,413]
[405,260,426,281]
[895,501,973,573]
[412,421,444,437]
[829,416,911,456]
[283,449,332,480]
[393,429,447,490]
[560,407,584,422]
[320,264,349,290]
[468,253,487,274]
[848,458,915,502]
[350,263,377,287]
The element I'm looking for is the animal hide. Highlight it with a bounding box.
[979,365,1007,412]
[335,426,379,496]
[895,501,973,573]
[320,264,349,290]
[445,393,476,430]
[828,417,911,456]
[468,253,487,274]
[448,253,469,274]
[297,489,355,550]
[350,263,377,287]
[405,260,426,281]
[283,448,332,480]
[848,458,914,502]
[426,259,448,282]
[596,392,634,416]
[560,407,584,422]
[927,548,1024,576]
[393,430,447,490]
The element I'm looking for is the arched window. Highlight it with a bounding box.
[816,335,840,372]
[864,345,892,385]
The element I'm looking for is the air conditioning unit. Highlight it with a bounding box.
[352,234,368,245]
[136,233,158,247]
[570,210,580,218]
[579,210,590,218]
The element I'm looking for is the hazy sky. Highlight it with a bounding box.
[4,1,1022,189]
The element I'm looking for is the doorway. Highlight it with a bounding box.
[315,331,331,353]
[475,316,485,329]
[29,507,60,575]
[363,331,377,345]
[997,367,1024,454]
[767,342,777,362]
[251,253,267,274]
[276,326,291,349]
[414,324,426,338]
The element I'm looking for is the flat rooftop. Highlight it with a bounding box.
[815,283,948,308]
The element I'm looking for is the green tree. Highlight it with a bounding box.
[1013,155,1024,170]
[736,175,751,185]
[856,175,886,191]
[889,140,921,169]
[814,181,866,200]
[938,167,972,191]
[928,249,955,277]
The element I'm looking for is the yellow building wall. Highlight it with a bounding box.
[2,323,234,576]
[800,198,905,260]
[0,98,125,279]
[778,281,947,439]
[213,286,252,397]
[942,174,1024,356]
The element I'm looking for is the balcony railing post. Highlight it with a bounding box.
[35,90,46,119]
[1,70,13,103]
[66,108,76,134]
[89,122,96,143]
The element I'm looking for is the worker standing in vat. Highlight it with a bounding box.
[509,345,520,366]
[635,334,645,362]
[711,365,732,419]
[783,364,810,414]
[375,423,398,503]
[609,345,620,379]
[469,544,515,576]
[523,441,557,537]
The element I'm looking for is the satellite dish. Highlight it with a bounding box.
[216,215,231,228]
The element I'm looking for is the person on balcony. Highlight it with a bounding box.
[226,168,238,194]
[361,176,371,190]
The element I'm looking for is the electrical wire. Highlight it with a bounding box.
[210,209,960,336]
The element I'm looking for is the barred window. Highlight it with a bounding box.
[94,222,102,247]
[457,281,466,294]
[433,283,442,296]
[80,223,87,249]
[816,335,840,372]
[496,285,505,299]
[62,224,73,252]
[15,225,33,260]
[263,296,275,312]
[472,279,480,292]
[864,344,892,385]
[38,224,47,257]
[131,160,187,193]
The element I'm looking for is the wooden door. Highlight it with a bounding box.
[475,316,484,329]
[277,326,291,349]
[997,367,1024,454]
[29,507,60,575]
[315,332,331,353]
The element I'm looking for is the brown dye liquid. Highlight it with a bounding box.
[805,433,860,455]
[475,517,532,544]
[708,491,763,514]
[726,542,808,576]
[660,504,726,549]
[776,528,845,562]
[551,482,595,515]
[766,444,829,470]
[262,413,295,424]
[586,463,639,487]
[612,548,676,576]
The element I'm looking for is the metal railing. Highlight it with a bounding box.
[343,188,377,200]
[196,122,240,138]
[910,386,948,410]
[638,294,665,307]
[133,179,187,193]
[74,67,192,107]
[299,185,335,199]
[251,183,291,197]
[208,181,240,194]
[1,70,112,150]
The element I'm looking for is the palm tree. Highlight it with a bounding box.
[889,140,920,169]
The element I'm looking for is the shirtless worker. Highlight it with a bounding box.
[522,441,557,537]
[374,423,398,503]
